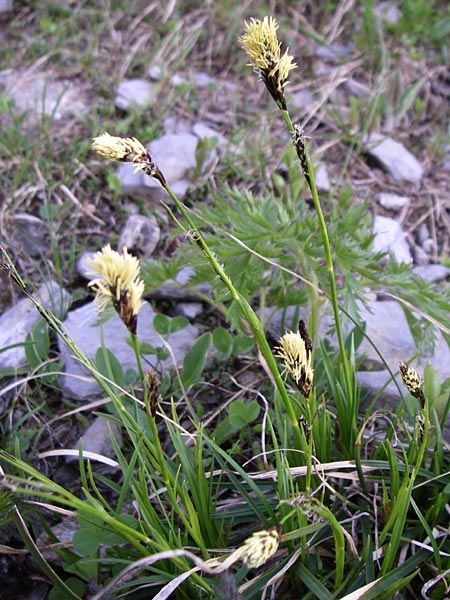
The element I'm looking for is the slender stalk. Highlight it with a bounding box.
[279,108,353,407]
[163,183,304,451]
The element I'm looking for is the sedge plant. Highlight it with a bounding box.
[0,14,449,600]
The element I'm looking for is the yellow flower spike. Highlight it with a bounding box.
[399,361,425,405]
[240,16,296,109]
[92,132,167,186]
[86,245,145,334]
[276,320,314,398]
[239,526,281,569]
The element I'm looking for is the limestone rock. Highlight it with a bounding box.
[364,133,424,183]
[0,282,71,369]
[58,301,198,399]
[372,215,412,263]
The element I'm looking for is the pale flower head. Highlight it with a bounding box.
[276,320,313,398]
[92,132,166,186]
[399,361,424,405]
[86,245,144,334]
[239,527,281,569]
[240,16,296,108]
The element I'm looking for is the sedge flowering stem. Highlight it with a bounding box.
[163,183,304,451]
[279,108,353,406]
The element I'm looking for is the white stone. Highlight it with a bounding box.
[116,162,149,192]
[0,71,89,122]
[364,133,424,183]
[77,252,98,280]
[0,1,13,13]
[378,2,402,24]
[315,43,353,61]
[114,78,156,110]
[315,163,331,192]
[149,266,210,300]
[288,88,316,112]
[413,264,450,282]
[372,215,412,263]
[193,72,216,87]
[377,192,409,211]
[343,78,370,97]
[148,65,163,80]
[170,73,188,86]
[175,302,203,319]
[142,133,198,192]
[0,282,71,369]
[58,301,198,399]
[69,416,122,462]
[118,214,160,258]
[192,122,227,148]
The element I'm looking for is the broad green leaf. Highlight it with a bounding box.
[153,313,171,335]
[232,334,254,354]
[212,327,233,355]
[424,361,441,403]
[181,332,211,388]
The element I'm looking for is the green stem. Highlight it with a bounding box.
[163,184,303,451]
[279,109,353,407]
[128,336,180,510]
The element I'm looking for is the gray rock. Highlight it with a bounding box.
[355,301,449,370]
[413,264,450,282]
[150,132,198,175]
[37,518,79,566]
[288,88,316,112]
[163,116,192,134]
[357,370,402,404]
[265,299,450,408]
[421,240,434,255]
[170,73,188,86]
[343,78,370,98]
[71,415,122,461]
[148,65,163,80]
[364,133,424,183]
[0,0,13,13]
[175,302,203,319]
[58,301,198,399]
[143,133,199,197]
[315,43,354,61]
[414,246,429,266]
[0,282,71,369]
[77,251,98,280]
[193,72,216,87]
[114,78,157,110]
[118,214,160,258]
[116,162,150,192]
[169,178,191,198]
[149,266,210,300]
[417,223,434,255]
[377,192,409,212]
[192,121,227,149]
[9,213,49,257]
[372,215,412,263]
[315,163,331,192]
[417,223,430,245]
[0,71,88,123]
[377,2,402,24]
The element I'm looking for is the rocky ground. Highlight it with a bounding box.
[0,2,449,594]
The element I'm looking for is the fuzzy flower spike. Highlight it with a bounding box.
[399,361,425,406]
[240,16,296,109]
[276,320,314,398]
[86,245,145,335]
[92,132,166,187]
[239,527,281,569]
